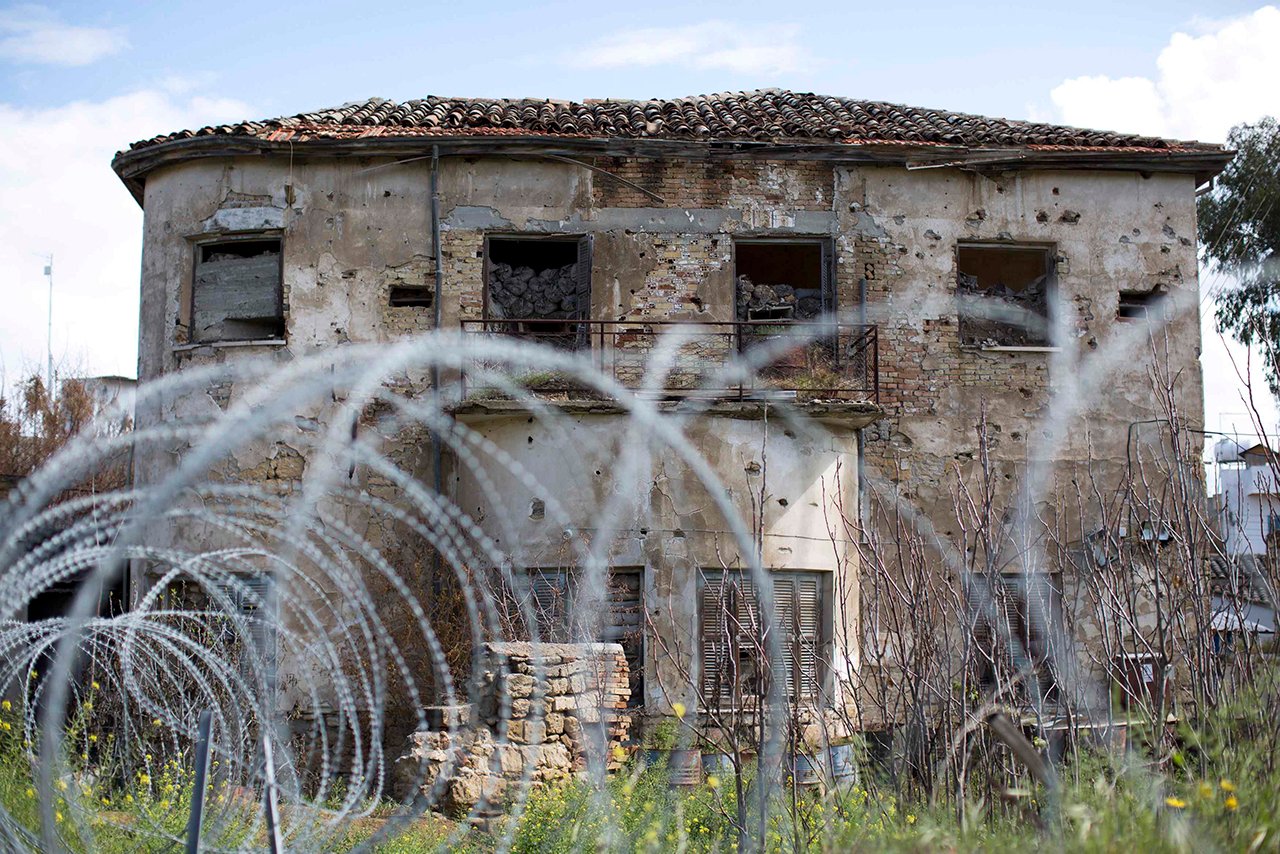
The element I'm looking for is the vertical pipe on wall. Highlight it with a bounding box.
[429,146,445,603]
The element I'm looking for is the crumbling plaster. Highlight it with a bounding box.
[132,148,1205,720]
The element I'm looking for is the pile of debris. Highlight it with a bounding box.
[956,271,1049,346]
[488,262,582,319]
[736,275,823,321]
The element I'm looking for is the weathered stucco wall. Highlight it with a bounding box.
[132,149,1205,724]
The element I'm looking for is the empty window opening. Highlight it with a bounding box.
[699,570,827,711]
[523,567,644,707]
[957,244,1052,347]
[388,286,434,308]
[486,236,591,348]
[734,241,831,323]
[1117,289,1164,322]
[191,238,283,343]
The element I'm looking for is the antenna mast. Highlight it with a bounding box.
[44,255,53,395]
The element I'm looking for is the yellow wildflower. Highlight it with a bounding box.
[1,700,10,711]
[55,780,68,792]
[1,721,11,732]
[671,702,686,719]
[159,799,170,810]
[1198,781,1214,799]
[611,745,627,762]
[91,682,99,691]
[1166,797,1187,809]
[707,775,720,789]
[89,735,97,743]
[138,773,150,786]
[1220,779,1236,792]
[1225,795,1239,811]
[101,797,110,806]
[124,794,133,804]
[151,718,161,727]
[907,814,917,824]
[54,811,63,823]
[24,788,33,799]
[81,701,92,712]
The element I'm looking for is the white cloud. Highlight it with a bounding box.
[574,21,808,75]
[1048,5,1280,143]
[1044,5,1280,446]
[0,5,127,66]
[0,90,251,384]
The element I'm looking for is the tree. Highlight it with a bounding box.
[1198,117,1280,396]
[0,370,131,501]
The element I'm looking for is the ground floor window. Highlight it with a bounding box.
[522,566,644,706]
[966,572,1062,706]
[698,570,827,710]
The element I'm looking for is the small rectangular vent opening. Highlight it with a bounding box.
[389,286,434,308]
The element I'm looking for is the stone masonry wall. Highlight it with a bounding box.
[404,642,630,817]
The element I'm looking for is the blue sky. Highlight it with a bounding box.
[1,1,1278,443]
[3,1,1266,132]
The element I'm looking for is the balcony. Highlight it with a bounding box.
[457,320,878,404]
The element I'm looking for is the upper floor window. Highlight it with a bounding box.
[190,237,284,343]
[956,243,1053,347]
[485,235,591,349]
[734,239,833,325]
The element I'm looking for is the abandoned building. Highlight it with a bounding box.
[111,90,1228,769]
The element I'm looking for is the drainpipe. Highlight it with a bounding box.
[857,276,869,531]
[430,146,445,596]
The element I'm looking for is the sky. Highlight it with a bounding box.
[1,0,1278,453]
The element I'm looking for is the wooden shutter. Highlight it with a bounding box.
[700,572,733,708]
[574,235,593,350]
[233,573,276,682]
[793,574,822,701]
[820,240,835,318]
[528,570,570,642]
[603,569,644,707]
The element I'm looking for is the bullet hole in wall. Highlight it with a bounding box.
[777,498,789,507]
[530,498,545,520]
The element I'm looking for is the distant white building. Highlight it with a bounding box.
[1215,439,1280,556]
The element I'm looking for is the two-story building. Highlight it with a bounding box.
[111,90,1227,742]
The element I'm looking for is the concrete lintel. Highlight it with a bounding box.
[450,396,884,428]
[443,206,837,235]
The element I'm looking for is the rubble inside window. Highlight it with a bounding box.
[486,236,591,348]
[956,244,1052,346]
[734,240,831,324]
[191,238,283,343]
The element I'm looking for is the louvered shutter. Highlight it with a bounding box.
[234,573,276,684]
[528,570,570,642]
[574,235,593,350]
[768,576,795,702]
[700,573,732,709]
[737,577,763,703]
[793,575,822,701]
[820,240,835,318]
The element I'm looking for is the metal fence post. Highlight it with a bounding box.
[185,710,213,854]
[262,732,285,854]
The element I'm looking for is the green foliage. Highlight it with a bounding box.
[1198,117,1280,395]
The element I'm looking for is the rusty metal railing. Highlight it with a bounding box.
[457,319,878,403]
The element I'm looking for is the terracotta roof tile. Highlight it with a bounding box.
[122,89,1223,155]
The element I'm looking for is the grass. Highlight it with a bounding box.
[3,670,1280,852]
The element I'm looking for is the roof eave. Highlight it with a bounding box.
[110,133,1233,208]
